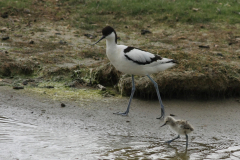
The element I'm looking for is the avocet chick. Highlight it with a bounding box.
[161,116,194,149]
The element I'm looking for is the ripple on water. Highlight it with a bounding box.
[1,115,240,160]
[0,115,104,160]
[99,136,240,160]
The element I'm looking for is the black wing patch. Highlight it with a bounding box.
[124,46,163,65]
[124,46,135,53]
[124,46,146,53]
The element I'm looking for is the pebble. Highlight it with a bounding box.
[13,86,24,90]
[216,53,223,57]
[141,29,151,35]
[59,40,67,44]
[29,40,34,44]
[97,84,106,91]
[61,103,66,107]
[1,12,8,18]
[0,27,8,32]
[199,45,210,48]
[55,32,61,35]
[45,86,54,89]
[84,34,96,39]
[22,81,28,85]
[2,36,9,40]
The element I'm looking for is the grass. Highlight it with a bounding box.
[61,0,240,29]
[0,0,239,98]
[2,0,239,28]
[0,0,32,9]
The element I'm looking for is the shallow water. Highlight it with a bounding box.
[1,107,240,160]
[0,86,240,159]
[0,115,104,160]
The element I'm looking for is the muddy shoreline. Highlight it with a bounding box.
[1,11,240,99]
[0,86,240,159]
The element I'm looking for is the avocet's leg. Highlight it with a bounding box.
[165,135,180,144]
[185,134,189,149]
[114,75,135,116]
[147,75,165,119]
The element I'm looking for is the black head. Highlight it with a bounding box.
[102,26,115,36]
[92,26,117,45]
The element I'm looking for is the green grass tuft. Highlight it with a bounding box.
[0,0,31,9]
[64,0,240,26]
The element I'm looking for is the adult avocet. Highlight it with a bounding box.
[93,26,177,119]
[161,116,194,149]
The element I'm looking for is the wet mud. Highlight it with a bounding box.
[0,86,240,160]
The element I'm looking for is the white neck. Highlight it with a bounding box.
[105,32,117,51]
[106,39,117,49]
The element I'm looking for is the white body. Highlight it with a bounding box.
[105,32,176,76]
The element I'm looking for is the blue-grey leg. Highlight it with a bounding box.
[185,134,189,149]
[165,135,180,144]
[147,75,165,119]
[114,75,135,116]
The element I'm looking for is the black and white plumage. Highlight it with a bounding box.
[161,116,194,149]
[93,26,177,119]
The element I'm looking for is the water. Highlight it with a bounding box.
[0,115,103,160]
[1,113,240,160]
[1,97,240,159]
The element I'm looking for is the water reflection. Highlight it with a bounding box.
[167,145,189,160]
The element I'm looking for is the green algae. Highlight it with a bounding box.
[27,82,102,102]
